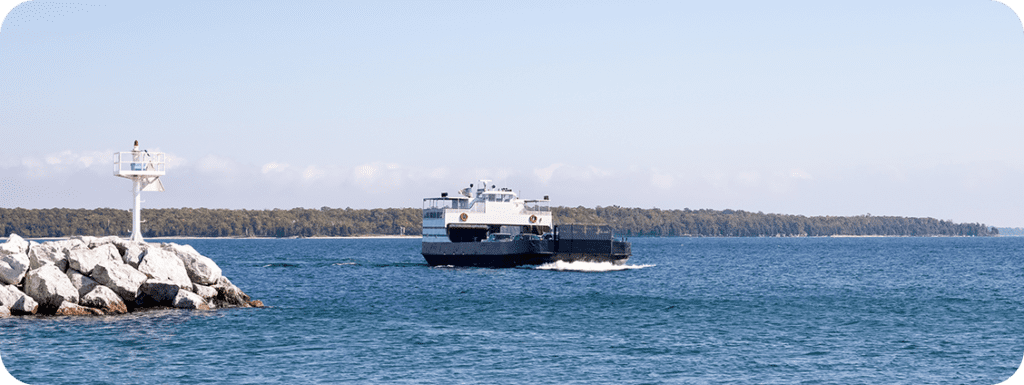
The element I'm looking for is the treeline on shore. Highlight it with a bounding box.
[0,206,998,238]
[996,227,1024,236]
[555,206,998,237]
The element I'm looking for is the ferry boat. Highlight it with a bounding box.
[421,180,631,267]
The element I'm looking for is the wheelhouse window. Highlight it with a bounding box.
[525,200,550,212]
[423,197,468,218]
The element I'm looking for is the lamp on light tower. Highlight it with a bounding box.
[113,140,165,241]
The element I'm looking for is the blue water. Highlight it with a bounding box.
[3,237,1024,384]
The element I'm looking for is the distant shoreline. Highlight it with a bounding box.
[1,207,999,238]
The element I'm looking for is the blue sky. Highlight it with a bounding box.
[2,0,1024,227]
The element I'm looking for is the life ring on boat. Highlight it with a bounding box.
[460,213,468,222]
[529,215,537,223]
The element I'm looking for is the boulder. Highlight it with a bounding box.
[94,243,122,262]
[172,290,209,310]
[140,279,180,304]
[70,235,98,247]
[0,249,30,285]
[0,305,9,317]
[212,276,250,307]
[0,234,29,255]
[0,285,21,309]
[121,241,148,267]
[62,238,88,251]
[161,243,222,285]
[67,244,121,276]
[12,295,39,315]
[54,301,103,316]
[28,240,71,272]
[80,285,127,314]
[1,234,31,285]
[91,261,148,304]
[66,269,100,297]
[137,248,193,290]
[25,264,79,309]
[0,284,39,315]
[87,236,122,251]
[193,284,218,299]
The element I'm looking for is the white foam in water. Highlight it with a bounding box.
[535,260,655,272]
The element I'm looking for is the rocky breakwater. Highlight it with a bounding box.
[0,234,262,317]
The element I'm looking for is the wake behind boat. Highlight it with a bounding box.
[421,180,630,268]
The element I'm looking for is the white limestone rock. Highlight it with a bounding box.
[140,279,180,304]
[12,295,38,314]
[0,234,29,255]
[193,284,218,299]
[54,301,103,316]
[87,236,122,251]
[172,289,209,310]
[94,243,122,262]
[0,234,31,285]
[70,235,97,247]
[66,238,88,250]
[0,285,38,315]
[67,244,121,276]
[66,269,100,297]
[161,243,222,285]
[121,241,148,268]
[25,264,79,309]
[0,305,9,317]
[0,250,30,286]
[80,285,127,314]
[27,240,72,272]
[0,285,23,309]
[91,261,148,303]
[212,276,250,307]
[137,248,193,290]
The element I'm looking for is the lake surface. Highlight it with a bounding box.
[3,237,1024,384]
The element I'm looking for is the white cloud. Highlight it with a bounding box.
[585,166,613,179]
[261,162,289,174]
[18,149,112,178]
[351,162,402,192]
[301,165,325,182]
[534,163,564,183]
[162,152,187,170]
[197,155,237,174]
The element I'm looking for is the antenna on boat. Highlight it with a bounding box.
[113,140,166,242]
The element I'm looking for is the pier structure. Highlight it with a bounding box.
[113,140,165,241]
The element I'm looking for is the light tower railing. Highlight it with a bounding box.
[113,152,165,177]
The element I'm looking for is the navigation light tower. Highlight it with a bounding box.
[113,140,165,241]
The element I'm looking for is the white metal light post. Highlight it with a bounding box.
[113,140,165,241]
